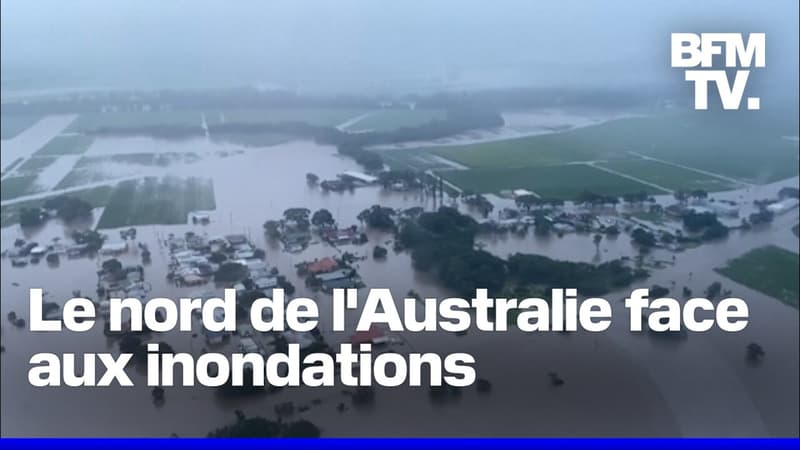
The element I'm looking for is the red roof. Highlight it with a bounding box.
[349,325,385,344]
[307,257,338,274]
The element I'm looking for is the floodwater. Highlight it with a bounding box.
[1,124,798,437]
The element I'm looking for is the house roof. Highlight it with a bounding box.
[350,325,385,344]
[307,257,338,274]
[316,268,353,282]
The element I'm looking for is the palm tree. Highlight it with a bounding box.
[746,342,765,363]
[593,233,603,250]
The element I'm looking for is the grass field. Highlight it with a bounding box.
[716,245,799,308]
[33,135,94,156]
[345,109,447,132]
[96,176,216,229]
[1,114,42,139]
[598,159,739,192]
[438,164,663,199]
[0,185,113,227]
[0,175,41,200]
[424,112,799,183]
[383,148,466,171]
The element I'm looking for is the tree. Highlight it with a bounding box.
[593,233,603,250]
[673,190,690,205]
[283,208,310,221]
[373,245,388,259]
[311,209,335,228]
[207,412,321,438]
[631,228,656,248]
[101,258,123,274]
[705,281,722,299]
[263,220,281,238]
[746,342,765,364]
[358,205,395,230]
[214,262,248,283]
[306,172,319,185]
[19,208,47,228]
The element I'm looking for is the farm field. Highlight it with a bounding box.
[0,175,41,201]
[438,164,663,199]
[424,113,798,182]
[597,159,739,192]
[345,109,447,132]
[1,114,42,139]
[716,245,799,308]
[15,156,58,175]
[96,176,216,229]
[54,152,201,189]
[383,148,467,171]
[33,135,94,156]
[0,185,113,227]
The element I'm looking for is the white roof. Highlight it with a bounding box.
[316,268,353,282]
[255,276,278,289]
[340,171,378,183]
[101,242,127,251]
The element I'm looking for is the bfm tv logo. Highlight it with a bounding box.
[671,33,765,110]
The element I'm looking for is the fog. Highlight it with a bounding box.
[1,0,798,96]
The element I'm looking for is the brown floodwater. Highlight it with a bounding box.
[1,135,798,437]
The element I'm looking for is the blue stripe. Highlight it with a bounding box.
[0,439,798,450]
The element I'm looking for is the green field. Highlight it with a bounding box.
[33,135,95,156]
[0,185,113,227]
[96,176,216,229]
[345,109,447,132]
[716,245,799,308]
[1,114,42,139]
[438,164,663,199]
[598,159,739,192]
[16,156,58,175]
[424,113,799,183]
[0,175,41,200]
[383,148,466,171]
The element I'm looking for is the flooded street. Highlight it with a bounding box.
[1,132,798,437]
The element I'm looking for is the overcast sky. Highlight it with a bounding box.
[1,0,797,94]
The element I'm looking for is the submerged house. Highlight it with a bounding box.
[315,268,360,292]
[305,257,338,275]
[100,241,128,255]
[338,171,378,186]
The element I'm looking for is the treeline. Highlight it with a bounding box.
[396,206,647,298]
[1,84,664,116]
